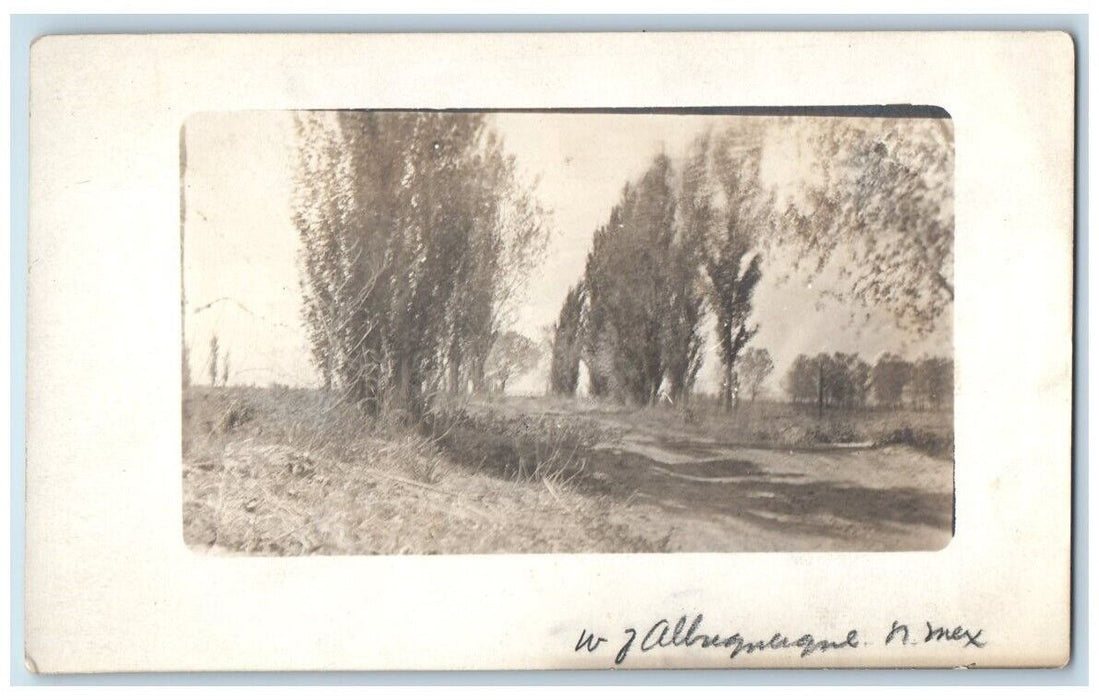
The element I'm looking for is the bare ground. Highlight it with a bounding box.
[183,388,953,555]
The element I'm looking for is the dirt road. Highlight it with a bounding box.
[587,433,954,552]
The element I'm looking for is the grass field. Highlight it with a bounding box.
[183,386,954,555]
[464,394,954,459]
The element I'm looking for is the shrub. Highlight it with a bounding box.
[879,427,954,459]
[422,407,612,486]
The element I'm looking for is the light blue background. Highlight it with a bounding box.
[9,13,1088,686]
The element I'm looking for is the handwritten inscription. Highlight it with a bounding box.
[574,629,608,653]
[923,622,986,648]
[884,620,985,648]
[574,615,987,665]
[576,614,859,665]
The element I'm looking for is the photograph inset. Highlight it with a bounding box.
[182,109,954,555]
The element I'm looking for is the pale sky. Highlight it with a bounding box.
[182,111,952,395]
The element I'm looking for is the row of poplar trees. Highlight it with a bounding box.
[292,112,547,418]
[550,129,768,411]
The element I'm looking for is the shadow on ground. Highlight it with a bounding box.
[587,447,954,544]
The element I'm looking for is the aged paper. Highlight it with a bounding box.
[26,32,1073,671]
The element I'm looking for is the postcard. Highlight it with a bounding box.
[25,31,1074,672]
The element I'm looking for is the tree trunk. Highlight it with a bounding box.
[722,360,733,413]
[397,354,411,414]
[470,356,486,395]
[448,338,462,395]
[817,360,824,419]
[731,371,739,413]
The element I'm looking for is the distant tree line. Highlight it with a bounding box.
[551,130,769,411]
[292,112,548,418]
[784,352,953,411]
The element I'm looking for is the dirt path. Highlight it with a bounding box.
[588,433,954,552]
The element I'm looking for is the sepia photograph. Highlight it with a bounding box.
[181,108,955,556]
[25,29,1074,673]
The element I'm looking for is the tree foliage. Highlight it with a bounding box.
[739,347,775,403]
[485,331,541,395]
[783,354,819,405]
[704,130,768,411]
[564,118,951,412]
[576,152,716,406]
[581,156,680,404]
[775,118,954,334]
[292,111,548,417]
[786,351,951,410]
[549,284,585,396]
[910,355,953,410]
[778,349,949,408]
[568,131,771,409]
[820,353,871,408]
[871,353,914,408]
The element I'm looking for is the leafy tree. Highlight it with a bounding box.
[486,331,541,395]
[581,217,616,400]
[705,130,767,412]
[549,284,585,396]
[775,118,953,335]
[575,132,769,410]
[783,354,818,404]
[844,353,872,408]
[292,111,547,418]
[911,355,953,410]
[739,347,774,403]
[221,350,230,387]
[820,352,870,408]
[582,156,681,405]
[663,137,710,405]
[871,353,914,408]
[614,156,678,405]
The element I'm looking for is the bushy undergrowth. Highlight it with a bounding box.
[493,394,954,459]
[422,404,617,487]
[684,399,953,457]
[877,427,954,460]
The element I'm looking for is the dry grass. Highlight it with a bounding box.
[423,399,616,487]
[182,387,670,555]
[485,394,953,459]
[182,387,953,555]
